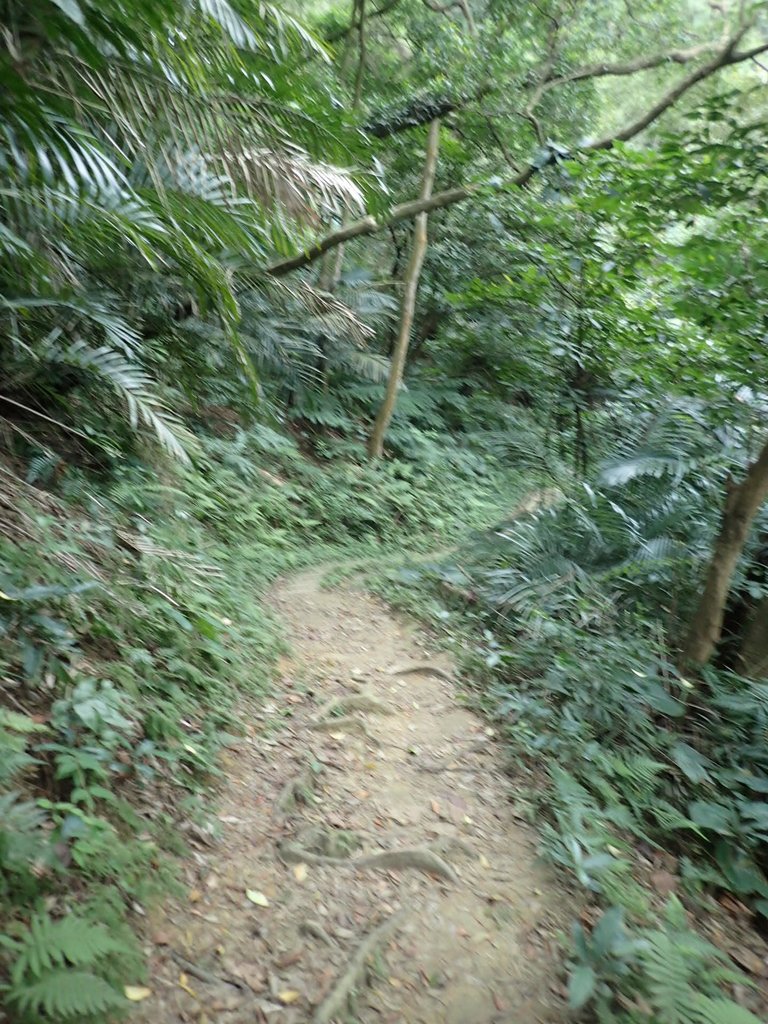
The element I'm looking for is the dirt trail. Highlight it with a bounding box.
[139,567,571,1024]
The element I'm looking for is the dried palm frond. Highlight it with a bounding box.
[333,349,391,383]
[223,147,364,222]
[269,279,374,348]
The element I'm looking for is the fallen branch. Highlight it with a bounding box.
[170,950,245,991]
[312,910,405,1024]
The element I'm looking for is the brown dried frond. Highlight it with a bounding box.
[224,147,364,222]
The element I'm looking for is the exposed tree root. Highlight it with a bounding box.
[280,842,458,882]
[312,910,406,1024]
[275,766,316,814]
[359,847,458,881]
[429,835,475,859]
[298,824,361,859]
[307,714,378,743]
[170,950,245,991]
[300,919,337,947]
[312,691,390,721]
[388,663,453,682]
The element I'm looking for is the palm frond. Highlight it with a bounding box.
[0,109,125,195]
[223,147,364,220]
[271,278,371,342]
[332,349,391,383]
[49,339,193,462]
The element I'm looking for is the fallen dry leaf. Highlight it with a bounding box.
[246,889,270,907]
[719,894,751,916]
[188,888,202,903]
[293,863,308,883]
[177,973,197,997]
[276,949,303,969]
[278,990,300,1004]
[124,986,152,1002]
[651,870,677,895]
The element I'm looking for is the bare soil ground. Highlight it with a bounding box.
[137,567,571,1023]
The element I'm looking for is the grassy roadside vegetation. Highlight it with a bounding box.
[0,426,521,1022]
[367,492,768,1024]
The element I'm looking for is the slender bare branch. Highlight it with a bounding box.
[325,0,402,42]
[540,41,722,93]
[368,118,440,458]
[353,0,366,108]
[523,15,563,116]
[422,0,476,32]
[586,35,768,149]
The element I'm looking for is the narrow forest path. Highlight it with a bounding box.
[139,566,571,1024]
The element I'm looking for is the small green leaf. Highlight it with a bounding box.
[689,800,735,834]
[671,742,712,783]
[568,964,596,1009]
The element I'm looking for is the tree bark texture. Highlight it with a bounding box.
[683,436,768,667]
[367,119,440,459]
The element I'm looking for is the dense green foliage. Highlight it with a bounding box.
[3,0,768,1020]
[1,415,514,1018]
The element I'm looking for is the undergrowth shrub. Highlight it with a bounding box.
[0,423,523,1021]
[373,471,768,1022]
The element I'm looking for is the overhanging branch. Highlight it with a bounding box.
[267,32,767,277]
[540,40,722,93]
[586,35,768,149]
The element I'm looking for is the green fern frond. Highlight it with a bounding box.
[641,931,695,1023]
[9,969,126,1020]
[606,754,666,791]
[689,995,764,1024]
[0,792,49,867]
[11,913,128,983]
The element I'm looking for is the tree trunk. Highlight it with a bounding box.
[738,595,768,678]
[353,0,366,109]
[367,120,440,459]
[683,435,768,667]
